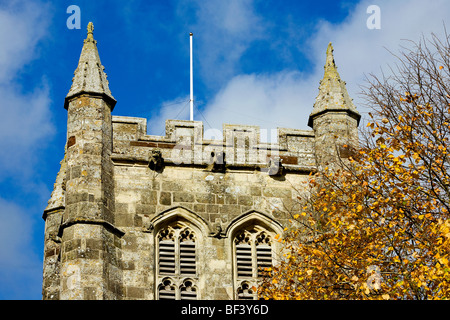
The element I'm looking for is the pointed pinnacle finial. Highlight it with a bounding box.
[308,42,360,128]
[87,22,94,41]
[326,42,335,68]
[66,21,115,110]
[323,41,340,81]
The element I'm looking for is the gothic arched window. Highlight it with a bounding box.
[156,224,198,300]
[234,227,274,299]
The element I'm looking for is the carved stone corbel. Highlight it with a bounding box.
[142,216,154,233]
[148,149,164,172]
[209,223,225,239]
[267,156,284,176]
[208,151,226,173]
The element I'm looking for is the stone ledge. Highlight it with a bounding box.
[59,217,125,237]
[110,153,316,173]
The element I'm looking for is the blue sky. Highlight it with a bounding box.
[0,0,449,300]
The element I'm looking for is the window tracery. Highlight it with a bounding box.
[156,224,198,300]
[233,227,274,299]
[236,281,256,300]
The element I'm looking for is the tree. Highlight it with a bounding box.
[258,32,450,300]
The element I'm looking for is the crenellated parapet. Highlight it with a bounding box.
[112,117,317,174]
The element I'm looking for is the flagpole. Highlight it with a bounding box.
[189,32,194,121]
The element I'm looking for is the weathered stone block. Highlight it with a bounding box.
[219,204,240,215]
[64,239,81,253]
[195,192,215,204]
[136,204,156,215]
[141,190,157,204]
[86,239,103,251]
[238,195,253,206]
[263,187,292,198]
[161,181,184,192]
[248,186,262,196]
[126,286,145,299]
[224,195,237,205]
[206,204,219,213]
[159,192,172,205]
[116,214,133,227]
[194,203,206,212]
[84,287,98,300]
[71,166,81,179]
[85,248,100,259]
[173,192,195,203]
[115,203,129,215]
[122,235,138,252]
[121,260,135,271]
[216,195,225,204]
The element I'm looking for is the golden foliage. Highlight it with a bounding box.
[258,33,450,300]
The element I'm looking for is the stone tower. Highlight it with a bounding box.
[308,42,361,168]
[42,22,122,300]
[42,24,359,300]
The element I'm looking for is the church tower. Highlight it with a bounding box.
[308,43,360,168]
[43,23,123,300]
[43,24,360,300]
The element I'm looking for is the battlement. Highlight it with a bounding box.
[112,116,316,173]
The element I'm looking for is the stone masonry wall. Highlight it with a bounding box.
[109,116,315,299]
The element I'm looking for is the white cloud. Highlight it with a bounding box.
[0,1,49,83]
[0,0,54,180]
[0,1,53,298]
[0,198,38,268]
[178,0,266,88]
[0,84,53,179]
[148,96,191,136]
[191,0,450,140]
[200,71,313,141]
[0,197,42,299]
